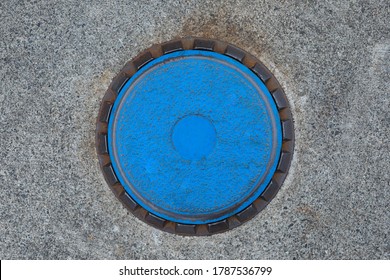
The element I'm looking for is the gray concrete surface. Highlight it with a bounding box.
[0,0,389,259]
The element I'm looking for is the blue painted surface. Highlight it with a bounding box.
[108,50,282,224]
[172,115,217,161]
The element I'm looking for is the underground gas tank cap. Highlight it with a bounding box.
[96,38,294,235]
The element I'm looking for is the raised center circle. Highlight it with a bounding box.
[172,115,216,160]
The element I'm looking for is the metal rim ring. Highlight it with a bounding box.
[96,37,294,236]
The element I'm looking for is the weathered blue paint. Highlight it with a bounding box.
[108,50,282,224]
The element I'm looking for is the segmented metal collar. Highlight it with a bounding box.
[96,37,294,236]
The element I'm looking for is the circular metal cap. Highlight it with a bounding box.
[96,38,294,235]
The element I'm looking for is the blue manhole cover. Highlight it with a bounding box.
[96,38,294,235]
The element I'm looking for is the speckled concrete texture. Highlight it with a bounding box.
[0,0,389,259]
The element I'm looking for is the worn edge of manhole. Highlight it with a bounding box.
[95,37,295,236]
